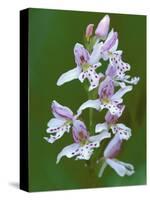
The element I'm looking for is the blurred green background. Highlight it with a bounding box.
[28,8,146,192]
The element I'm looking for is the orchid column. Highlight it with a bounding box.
[44,15,139,179]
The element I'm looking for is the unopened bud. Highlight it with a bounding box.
[85,24,94,39]
[95,15,110,39]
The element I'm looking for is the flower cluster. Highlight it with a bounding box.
[44,15,139,177]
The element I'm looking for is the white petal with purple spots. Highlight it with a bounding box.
[46,118,67,133]
[101,101,122,116]
[87,67,100,91]
[78,71,87,83]
[56,143,80,163]
[110,53,131,78]
[44,125,69,144]
[111,123,131,140]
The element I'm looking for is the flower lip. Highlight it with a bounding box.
[105,105,125,124]
[111,123,132,140]
[105,158,134,177]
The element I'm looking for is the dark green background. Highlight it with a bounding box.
[28,8,146,192]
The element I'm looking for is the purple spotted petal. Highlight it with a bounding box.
[110,53,130,78]
[111,123,131,140]
[87,67,100,91]
[102,101,122,116]
[98,76,114,99]
[78,71,87,83]
[105,104,125,123]
[56,143,80,163]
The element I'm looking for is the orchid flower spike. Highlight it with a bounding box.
[45,14,140,179]
[44,101,80,143]
[57,43,102,91]
[56,120,111,163]
[78,76,132,116]
[98,132,134,177]
[95,15,110,39]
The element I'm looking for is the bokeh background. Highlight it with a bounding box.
[28,8,146,192]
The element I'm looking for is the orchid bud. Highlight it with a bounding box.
[85,24,94,39]
[95,15,110,39]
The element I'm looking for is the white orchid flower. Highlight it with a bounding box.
[78,76,132,116]
[57,43,102,91]
[44,101,80,143]
[96,122,131,141]
[98,132,134,177]
[56,120,111,163]
[95,107,132,141]
[105,64,140,88]
[97,29,140,86]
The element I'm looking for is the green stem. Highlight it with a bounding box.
[82,82,94,133]
[89,103,93,133]
[88,90,96,134]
